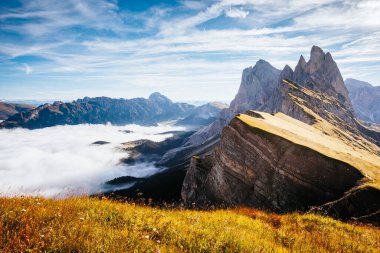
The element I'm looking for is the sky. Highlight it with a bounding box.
[0,0,380,102]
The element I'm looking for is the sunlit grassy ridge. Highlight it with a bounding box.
[237,111,380,189]
[1,197,379,252]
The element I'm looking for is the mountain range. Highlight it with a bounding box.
[162,46,379,224]
[345,78,380,125]
[0,93,226,129]
[0,45,379,225]
[158,46,380,167]
[0,102,35,120]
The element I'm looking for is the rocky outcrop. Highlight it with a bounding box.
[292,46,352,110]
[345,78,380,124]
[0,93,194,129]
[190,59,281,144]
[313,186,380,226]
[182,109,380,221]
[181,46,380,224]
[161,46,378,169]
[0,102,35,120]
[227,59,281,116]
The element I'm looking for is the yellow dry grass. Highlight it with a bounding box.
[1,197,379,253]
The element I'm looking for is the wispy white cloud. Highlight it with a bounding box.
[225,7,249,19]
[23,63,32,74]
[0,0,380,101]
[0,0,123,37]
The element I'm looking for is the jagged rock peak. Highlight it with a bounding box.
[292,45,352,108]
[241,59,278,77]
[254,59,272,67]
[298,55,307,68]
[252,59,278,72]
[281,64,294,79]
[310,45,325,63]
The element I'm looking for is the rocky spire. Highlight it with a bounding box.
[292,45,352,109]
[228,59,281,115]
[280,64,294,81]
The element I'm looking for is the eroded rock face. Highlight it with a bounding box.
[179,46,380,225]
[182,113,367,212]
[228,59,281,115]
[313,186,380,225]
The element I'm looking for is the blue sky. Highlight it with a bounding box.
[1,0,380,102]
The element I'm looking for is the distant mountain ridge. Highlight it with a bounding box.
[0,102,35,120]
[176,102,228,127]
[0,93,196,129]
[345,78,380,124]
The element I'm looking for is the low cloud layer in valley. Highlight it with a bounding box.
[0,123,183,197]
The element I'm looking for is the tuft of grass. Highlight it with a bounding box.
[1,197,379,252]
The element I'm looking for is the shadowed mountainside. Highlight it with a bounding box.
[0,102,35,120]
[345,78,380,124]
[0,93,195,129]
[183,84,380,222]
[176,102,228,127]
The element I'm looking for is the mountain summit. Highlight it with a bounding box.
[179,46,380,225]
[292,45,352,109]
[160,46,370,167]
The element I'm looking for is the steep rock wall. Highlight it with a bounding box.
[182,115,365,212]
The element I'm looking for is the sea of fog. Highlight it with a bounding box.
[0,123,184,197]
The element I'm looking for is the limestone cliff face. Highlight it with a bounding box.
[228,60,281,116]
[192,60,280,144]
[275,79,358,133]
[182,77,380,223]
[179,46,380,225]
[182,113,366,212]
[270,46,356,131]
[182,109,380,222]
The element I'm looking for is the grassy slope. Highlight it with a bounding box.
[237,111,380,189]
[1,197,379,252]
